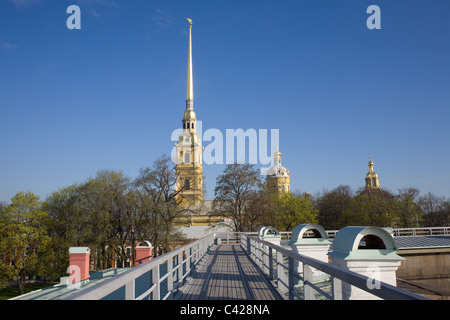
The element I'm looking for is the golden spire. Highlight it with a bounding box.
[186,18,193,110]
[274,147,282,166]
[368,154,374,173]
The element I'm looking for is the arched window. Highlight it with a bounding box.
[184,153,190,164]
[192,123,194,129]
[358,235,386,249]
[184,178,190,190]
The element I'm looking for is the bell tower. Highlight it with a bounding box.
[174,18,204,207]
[365,156,381,189]
[266,148,291,194]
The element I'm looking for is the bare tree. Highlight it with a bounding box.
[133,154,187,254]
[212,163,261,232]
[419,192,448,227]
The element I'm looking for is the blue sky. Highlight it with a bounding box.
[0,0,449,203]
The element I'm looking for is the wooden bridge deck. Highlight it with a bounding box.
[176,244,282,300]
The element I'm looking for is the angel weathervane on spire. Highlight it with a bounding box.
[186,17,192,25]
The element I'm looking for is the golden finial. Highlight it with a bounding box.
[186,17,192,25]
[368,154,374,172]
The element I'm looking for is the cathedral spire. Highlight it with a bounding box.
[175,18,204,207]
[186,18,193,110]
[182,17,196,132]
[274,148,282,167]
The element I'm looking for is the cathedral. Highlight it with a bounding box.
[174,18,204,208]
[362,156,394,200]
[365,156,381,189]
[173,19,291,227]
[265,148,291,194]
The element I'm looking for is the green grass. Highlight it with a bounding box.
[0,282,56,300]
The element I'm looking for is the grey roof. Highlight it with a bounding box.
[179,223,233,240]
[395,236,450,250]
[10,268,131,300]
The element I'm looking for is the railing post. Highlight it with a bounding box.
[152,264,160,300]
[125,280,135,300]
[332,276,343,300]
[259,242,264,270]
[250,239,255,261]
[269,246,274,281]
[262,243,267,276]
[257,242,262,269]
[177,252,183,291]
[277,251,288,296]
[186,248,191,275]
[303,264,315,300]
[167,255,173,298]
[288,257,294,300]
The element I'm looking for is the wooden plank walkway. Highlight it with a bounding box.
[176,244,282,300]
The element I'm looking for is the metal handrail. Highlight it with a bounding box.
[275,227,450,239]
[393,227,450,237]
[242,234,428,300]
[63,229,438,300]
[64,234,215,300]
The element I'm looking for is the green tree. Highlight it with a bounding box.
[79,170,136,268]
[316,185,353,230]
[0,192,52,295]
[271,193,318,231]
[391,188,423,228]
[341,191,394,227]
[43,184,85,279]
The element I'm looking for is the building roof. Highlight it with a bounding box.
[358,186,395,200]
[10,268,131,300]
[178,223,233,240]
[182,199,214,215]
[265,149,290,178]
[395,236,450,250]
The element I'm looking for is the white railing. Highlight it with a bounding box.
[241,234,427,300]
[64,234,215,300]
[64,227,442,300]
[277,227,449,240]
[393,227,450,237]
[214,232,244,244]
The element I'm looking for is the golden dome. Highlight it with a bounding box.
[183,109,196,121]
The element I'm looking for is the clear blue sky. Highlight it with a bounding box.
[1,0,449,203]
